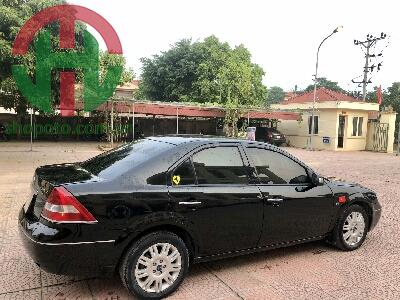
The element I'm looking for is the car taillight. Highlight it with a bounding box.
[41,186,97,223]
[268,132,273,138]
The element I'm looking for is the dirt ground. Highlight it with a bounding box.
[0,141,399,299]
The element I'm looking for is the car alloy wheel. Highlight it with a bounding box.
[120,231,189,299]
[342,211,365,247]
[134,243,182,293]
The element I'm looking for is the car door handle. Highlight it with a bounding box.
[178,201,202,205]
[266,198,283,202]
[266,198,283,207]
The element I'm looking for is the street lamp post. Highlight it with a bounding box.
[309,26,343,150]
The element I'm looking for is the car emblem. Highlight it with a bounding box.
[172,175,181,185]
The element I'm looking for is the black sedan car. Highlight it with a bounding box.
[19,136,381,299]
[254,127,286,146]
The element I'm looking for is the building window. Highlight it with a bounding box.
[352,117,363,136]
[308,116,319,134]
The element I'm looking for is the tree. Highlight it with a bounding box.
[362,83,399,139]
[137,39,201,102]
[304,77,345,93]
[99,51,135,85]
[266,86,285,105]
[382,83,400,138]
[137,36,267,136]
[137,35,267,106]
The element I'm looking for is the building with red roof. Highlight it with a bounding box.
[270,88,396,152]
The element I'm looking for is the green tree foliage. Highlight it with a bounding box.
[99,51,135,85]
[137,35,268,107]
[363,84,399,139]
[137,36,267,137]
[384,83,400,139]
[304,77,345,93]
[383,83,400,112]
[266,86,285,105]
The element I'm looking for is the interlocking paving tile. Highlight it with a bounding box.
[0,256,41,294]
[41,272,89,288]
[87,278,135,300]
[328,277,400,300]
[1,143,400,299]
[168,265,240,300]
[0,273,41,295]
[42,281,92,300]
[0,288,41,300]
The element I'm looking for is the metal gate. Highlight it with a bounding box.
[372,123,389,152]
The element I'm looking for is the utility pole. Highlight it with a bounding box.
[353,33,387,101]
[361,43,370,101]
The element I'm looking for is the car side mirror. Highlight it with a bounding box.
[311,172,324,186]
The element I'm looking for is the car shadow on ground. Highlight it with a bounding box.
[202,239,337,270]
[80,240,338,299]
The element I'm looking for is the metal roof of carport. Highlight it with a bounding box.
[91,100,300,121]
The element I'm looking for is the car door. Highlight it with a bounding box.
[168,144,264,256]
[244,146,335,246]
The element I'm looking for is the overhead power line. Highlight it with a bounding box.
[352,32,387,101]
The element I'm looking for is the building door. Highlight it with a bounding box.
[337,115,346,148]
[372,122,389,152]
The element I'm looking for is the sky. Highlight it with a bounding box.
[70,0,400,93]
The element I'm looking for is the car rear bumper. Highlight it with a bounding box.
[18,207,118,276]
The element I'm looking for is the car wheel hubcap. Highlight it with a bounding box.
[134,243,182,293]
[342,212,365,246]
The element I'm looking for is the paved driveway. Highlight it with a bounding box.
[0,142,399,299]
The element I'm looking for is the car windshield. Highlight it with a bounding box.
[80,139,174,178]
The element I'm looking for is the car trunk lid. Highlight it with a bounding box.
[27,163,99,219]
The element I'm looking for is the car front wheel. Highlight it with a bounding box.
[331,204,369,251]
[120,231,189,299]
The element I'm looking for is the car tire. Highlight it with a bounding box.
[119,231,189,300]
[331,204,369,251]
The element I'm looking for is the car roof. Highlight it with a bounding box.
[147,134,238,145]
[147,135,279,149]
[147,135,250,145]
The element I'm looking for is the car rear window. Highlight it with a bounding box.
[80,139,174,179]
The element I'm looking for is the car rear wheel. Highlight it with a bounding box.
[119,231,189,299]
[331,204,369,251]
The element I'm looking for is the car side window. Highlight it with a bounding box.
[246,148,310,185]
[192,146,248,185]
[171,159,196,186]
